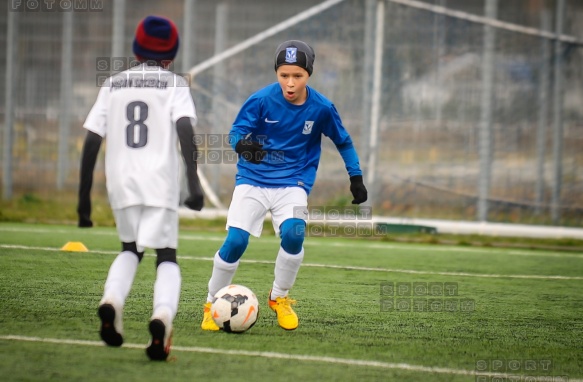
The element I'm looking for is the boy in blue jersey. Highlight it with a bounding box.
[201,40,367,331]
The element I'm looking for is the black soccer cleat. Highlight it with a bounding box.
[146,319,173,361]
[98,303,123,347]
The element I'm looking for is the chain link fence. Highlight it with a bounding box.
[1,0,582,226]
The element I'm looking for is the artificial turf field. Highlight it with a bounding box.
[0,222,581,381]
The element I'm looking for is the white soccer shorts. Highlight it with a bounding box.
[226,184,308,237]
[113,206,178,252]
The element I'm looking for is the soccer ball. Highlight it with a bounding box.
[211,284,259,333]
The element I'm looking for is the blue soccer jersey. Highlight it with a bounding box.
[230,83,362,194]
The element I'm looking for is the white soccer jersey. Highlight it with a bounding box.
[84,63,197,210]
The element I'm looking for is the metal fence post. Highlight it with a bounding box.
[57,11,73,190]
[535,9,551,215]
[2,8,18,200]
[551,0,565,225]
[182,0,197,74]
[112,0,126,60]
[365,0,386,208]
[477,0,497,222]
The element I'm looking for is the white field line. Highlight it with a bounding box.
[0,335,578,381]
[2,244,582,281]
[1,226,582,259]
[304,240,583,259]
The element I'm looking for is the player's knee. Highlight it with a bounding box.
[155,247,177,267]
[280,218,305,255]
[122,242,144,262]
[219,227,250,263]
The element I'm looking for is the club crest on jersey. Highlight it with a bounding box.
[303,121,314,135]
[285,47,298,63]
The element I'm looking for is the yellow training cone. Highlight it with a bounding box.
[61,242,89,252]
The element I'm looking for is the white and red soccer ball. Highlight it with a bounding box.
[211,284,259,333]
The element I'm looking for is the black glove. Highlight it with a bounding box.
[184,193,204,211]
[235,139,266,164]
[350,175,368,204]
[77,200,93,228]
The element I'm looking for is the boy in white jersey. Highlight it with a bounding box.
[78,15,203,360]
[201,40,368,331]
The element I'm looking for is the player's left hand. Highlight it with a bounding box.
[77,211,93,228]
[184,194,204,211]
[349,175,368,204]
[77,200,93,228]
[235,139,266,164]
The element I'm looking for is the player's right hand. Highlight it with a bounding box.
[349,175,368,204]
[77,200,93,228]
[235,139,266,164]
[184,194,204,211]
[78,213,93,228]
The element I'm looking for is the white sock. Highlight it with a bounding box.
[101,251,139,308]
[153,261,181,322]
[207,251,239,302]
[271,247,304,299]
